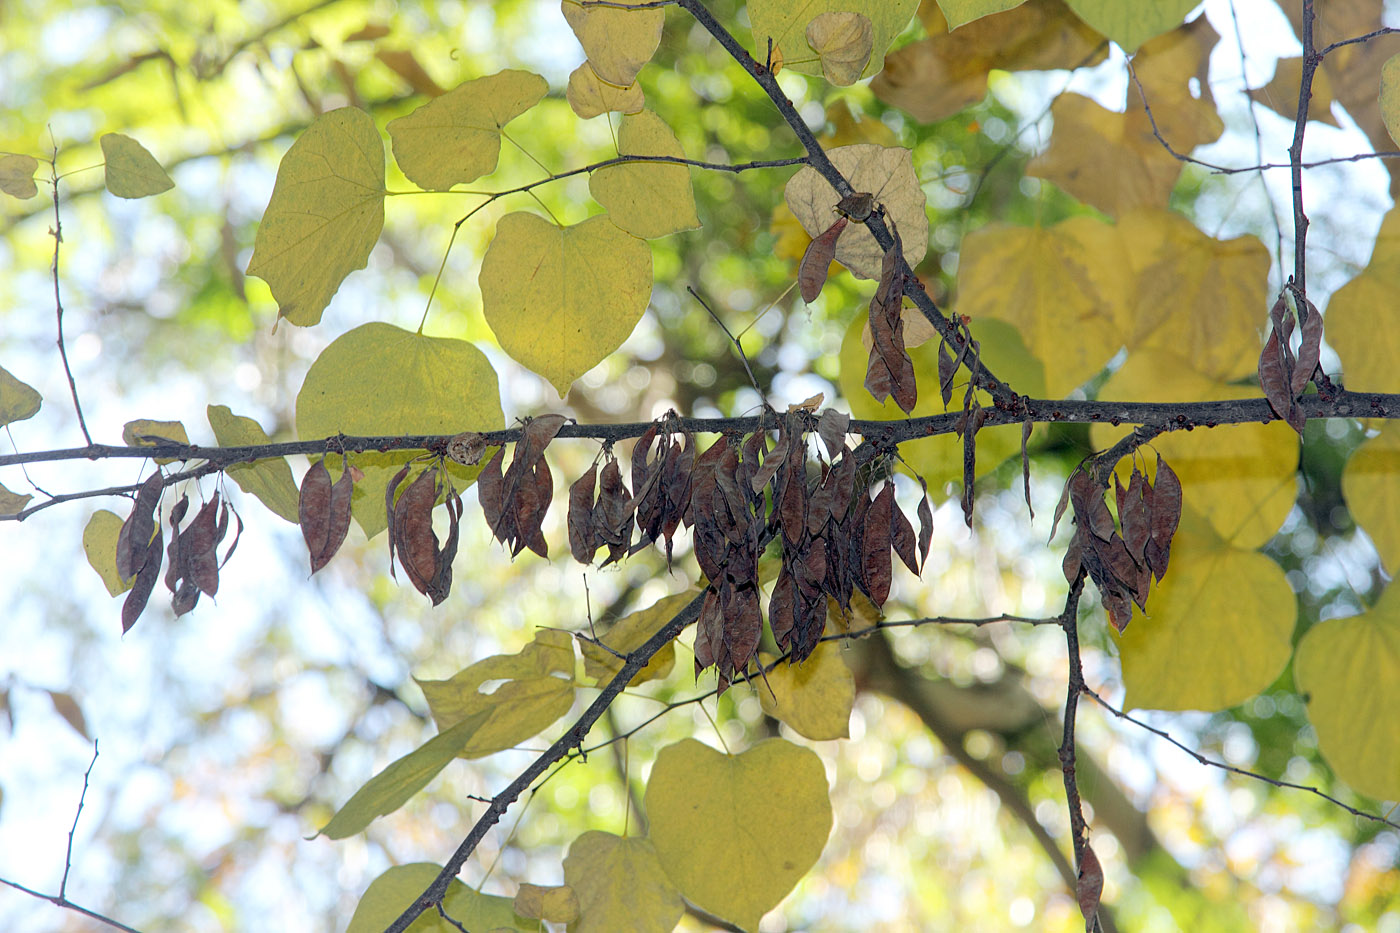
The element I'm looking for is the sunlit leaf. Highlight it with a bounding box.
[1295,582,1400,801]
[1127,16,1224,151]
[805,12,873,87]
[207,405,299,524]
[513,883,579,923]
[1343,423,1400,574]
[84,510,133,596]
[580,591,689,687]
[122,418,189,465]
[479,212,651,394]
[1063,0,1197,52]
[347,863,536,933]
[566,63,645,119]
[387,70,547,190]
[936,0,1027,30]
[589,109,700,239]
[561,0,664,88]
[318,708,491,839]
[0,365,41,427]
[1328,206,1400,392]
[246,107,386,327]
[645,738,832,930]
[0,154,38,200]
[784,144,926,280]
[749,0,918,82]
[100,133,174,198]
[563,832,683,933]
[415,629,576,758]
[295,322,502,539]
[757,642,855,741]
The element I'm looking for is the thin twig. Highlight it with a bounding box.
[1228,0,1287,280]
[0,878,144,933]
[49,142,92,446]
[1055,571,1100,930]
[1289,0,1317,300]
[687,286,765,401]
[1082,686,1400,831]
[59,741,100,900]
[1319,25,1400,57]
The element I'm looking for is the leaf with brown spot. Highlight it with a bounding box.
[798,215,848,303]
[116,472,164,580]
[1147,454,1182,581]
[816,408,849,460]
[862,484,894,606]
[568,462,600,565]
[122,524,163,634]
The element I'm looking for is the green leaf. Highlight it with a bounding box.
[564,832,683,933]
[415,629,576,758]
[99,133,174,198]
[936,0,1027,29]
[0,154,39,199]
[0,481,32,517]
[749,0,918,81]
[1343,423,1400,574]
[589,109,700,239]
[347,863,537,933]
[122,418,189,465]
[580,591,690,687]
[246,107,386,327]
[757,642,855,741]
[645,738,832,930]
[387,70,547,191]
[0,365,41,427]
[479,212,652,394]
[84,510,133,596]
[295,322,502,539]
[1295,581,1400,802]
[207,405,300,524]
[1063,0,1197,52]
[561,0,665,88]
[319,708,491,839]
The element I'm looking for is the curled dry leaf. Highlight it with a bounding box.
[1117,469,1151,565]
[384,463,412,578]
[116,471,164,580]
[300,458,355,575]
[861,483,894,606]
[1147,454,1182,582]
[393,467,441,598]
[1293,297,1323,397]
[816,408,850,460]
[916,479,933,570]
[568,462,600,565]
[1077,844,1104,923]
[1021,419,1034,519]
[798,215,848,303]
[122,524,163,634]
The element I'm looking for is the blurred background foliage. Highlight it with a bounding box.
[0,0,1397,930]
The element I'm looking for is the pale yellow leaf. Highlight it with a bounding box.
[580,592,690,687]
[0,154,38,199]
[47,691,89,740]
[1064,0,1197,52]
[387,70,547,190]
[1330,206,1400,392]
[84,510,132,596]
[1117,516,1294,712]
[566,63,645,119]
[937,0,1027,29]
[479,212,652,394]
[295,323,502,538]
[415,630,576,758]
[823,100,898,149]
[758,642,854,740]
[0,481,32,517]
[561,0,664,88]
[645,738,832,930]
[207,405,300,524]
[100,133,174,198]
[750,0,918,82]
[589,109,700,239]
[348,863,536,933]
[784,144,927,280]
[122,418,189,465]
[805,12,873,87]
[1295,582,1400,801]
[563,832,683,933]
[0,365,41,427]
[246,107,386,327]
[1127,16,1224,150]
[512,883,579,923]
[1343,424,1400,574]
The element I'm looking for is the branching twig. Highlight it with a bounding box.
[59,741,100,900]
[1055,571,1093,876]
[48,146,91,446]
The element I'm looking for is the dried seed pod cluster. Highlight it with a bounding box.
[387,466,462,606]
[863,229,916,413]
[1258,293,1323,436]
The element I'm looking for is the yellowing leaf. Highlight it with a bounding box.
[122,418,189,465]
[246,107,386,327]
[1064,0,1196,52]
[319,708,491,839]
[561,0,664,88]
[1249,56,1340,128]
[0,365,41,427]
[645,738,832,930]
[566,63,645,119]
[589,110,700,239]
[99,133,173,198]
[512,883,579,923]
[1329,207,1400,392]
[1127,16,1224,151]
[1343,424,1400,574]
[937,0,1027,30]
[347,863,536,933]
[1116,517,1294,712]
[415,629,576,758]
[873,0,1105,123]
[581,592,689,687]
[758,642,854,740]
[784,144,927,280]
[0,154,38,199]
[955,216,1128,397]
[1295,583,1400,801]
[387,70,547,190]
[823,100,898,149]
[479,212,652,394]
[806,12,873,87]
[46,690,89,740]
[750,0,918,82]
[1092,351,1296,548]
[839,314,1045,495]
[295,322,502,539]
[207,405,299,524]
[0,481,32,516]
[84,510,133,596]
[563,832,683,933]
